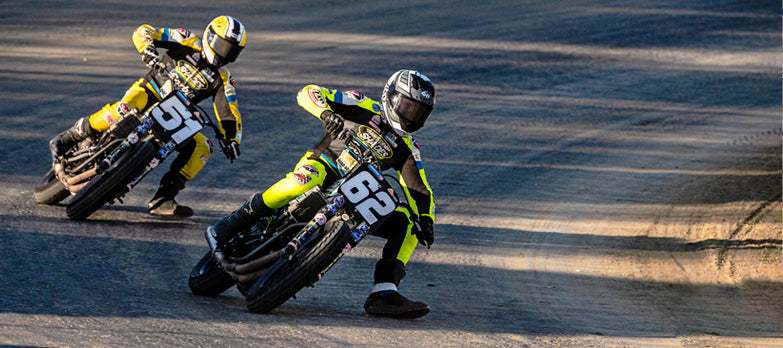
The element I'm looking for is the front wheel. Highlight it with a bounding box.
[245,218,353,314]
[66,141,157,220]
[34,168,70,205]
[189,251,237,297]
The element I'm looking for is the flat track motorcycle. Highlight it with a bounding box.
[34,65,227,220]
[189,129,403,314]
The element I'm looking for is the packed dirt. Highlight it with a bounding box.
[1,1,780,347]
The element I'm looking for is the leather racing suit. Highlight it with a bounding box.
[262,84,435,287]
[85,24,242,214]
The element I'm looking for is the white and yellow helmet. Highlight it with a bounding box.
[202,15,246,67]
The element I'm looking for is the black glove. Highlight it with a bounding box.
[321,111,344,138]
[140,45,160,68]
[413,216,434,248]
[222,140,240,163]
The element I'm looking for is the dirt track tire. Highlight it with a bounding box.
[245,218,353,314]
[189,251,237,297]
[34,169,70,205]
[66,141,157,220]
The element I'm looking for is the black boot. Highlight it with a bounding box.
[49,116,96,160]
[363,259,430,319]
[207,193,272,248]
[364,290,430,319]
[147,172,193,218]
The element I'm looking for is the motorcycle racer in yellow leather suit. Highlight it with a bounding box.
[49,16,246,218]
[208,69,437,319]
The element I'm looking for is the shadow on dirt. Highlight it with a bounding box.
[2,224,781,338]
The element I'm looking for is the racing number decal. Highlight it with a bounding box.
[151,95,202,144]
[341,171,395,225]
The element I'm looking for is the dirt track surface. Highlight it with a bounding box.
[1,1,781,347]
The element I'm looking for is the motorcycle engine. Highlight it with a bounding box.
[287,186,327,222]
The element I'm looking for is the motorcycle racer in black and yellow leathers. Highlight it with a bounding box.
[49,15,246,218]
[208,69,437,319]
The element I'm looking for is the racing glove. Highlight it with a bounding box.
[140,45,160,68]
[321,111,344,138]
[222,139,240,163]
[413,216,434,248]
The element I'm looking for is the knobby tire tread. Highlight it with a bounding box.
[245,218,353,314]
[66,141,156,220]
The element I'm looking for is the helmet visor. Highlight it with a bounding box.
[206,29,243,64]
[391,92,432,133]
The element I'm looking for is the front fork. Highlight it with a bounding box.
[281,192,373,282]
[98,115,177,197]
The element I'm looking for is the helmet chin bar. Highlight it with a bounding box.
[388,116,411,136]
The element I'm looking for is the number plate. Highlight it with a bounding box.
[150,92,203,144]
[338,164,399,230]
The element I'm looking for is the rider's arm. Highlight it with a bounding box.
[397,138,435,222]
[212,68,242,143]
[297,85,380,121]
[132,24,201,53]
[297,85,334,119]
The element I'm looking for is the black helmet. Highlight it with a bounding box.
[381,69,435,135]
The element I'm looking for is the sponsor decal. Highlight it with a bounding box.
[116,102,132,117]
[336,151,358,174]
[200,67,215,83]
[224,81,236,98]
[175,61,208,90]
[357,126,392,159]
[200,155,208,165]
[372,102,381,112]
[307,89,327,108]
[135,28,153,45]
[384,133,398,148]
[345,90,363,101]
[368,118,381,133]
[185,54,198,66]
[298,164,320,178]
[293,172,310,186]
[411,142,422,162]
[102,110,115,125]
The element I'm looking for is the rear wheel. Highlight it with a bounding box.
[34,169,70,205]
[189,251,237,297]
[66,141,157,220]
[245,218,353,314]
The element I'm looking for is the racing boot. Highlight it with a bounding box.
[364,259,430,319]
[207,193,273,249]
[147,172,194,218]
[49,116,96,161]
